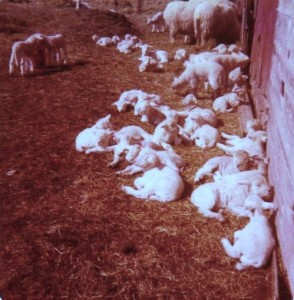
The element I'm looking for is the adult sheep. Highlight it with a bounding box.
[193,0,240,47]
[163,0,200,44]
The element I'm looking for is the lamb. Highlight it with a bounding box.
[139,44,169,64]
[75,115,114,153]
[9,34,49,75]
[44,34,67,66]
[172,61,224,96]
[190,124,220,148]
[228,66,248,87]
[221,197,276,270]
[217,124,267,158]
[96,37,114,46]
[181,93,198,105]
[147,12,165,33]
[139,56,164,72]
[117,147,185,175]
[194,150,251,182]
[193,0,240,47]
[117,39,137,54]
[121,165,184,202]
[133,93,162,115]
[212,92,241,113]
[191,170,272,221]
[174,48,188,61]
[112,89,150,112]
[208,52,250,83]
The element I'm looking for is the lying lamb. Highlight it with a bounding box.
[75,115,114,153]
[139,56,164,72]
[190,124,220,148]
[117,147,185,176]
[181,94,198,106]
[221,196,276,270]
[139,44,169,64]
[191,170,272,221]
[194,150,251,182]
[212,92,241,113]
[174,49,188,61]
[121,165,184,202]
[147,12,165,33]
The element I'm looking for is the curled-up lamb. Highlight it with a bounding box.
[181,94,198,106]
[212,92,241,113]
[121,165,184,202]
[191,169,272,221]
[190,124,220,149]
[194,150,251,182]
[117,147,185,176]
[139,56,164,72]
[96,37,114,46]
[221,197,276,270]
[75,114,114,153]
[112,89,150,112]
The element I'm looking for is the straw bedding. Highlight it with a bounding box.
[0,2,274,299]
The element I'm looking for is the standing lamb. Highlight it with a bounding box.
[147,12,165,33]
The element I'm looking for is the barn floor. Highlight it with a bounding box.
[0,2,279,299]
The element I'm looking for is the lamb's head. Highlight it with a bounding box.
[112,100,125,112]
[94,114,113,130]
[246,119,263,132]
[250,175,272,200]
[233,150,250,171]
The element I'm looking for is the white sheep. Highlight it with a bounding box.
[163,0,200,44]
[181,93,198,106]
[174,48,188,61]
[221,198,276,270]
[117,39,136,54]
[190,124,220,148]
[172,61,224,96]
[147,12,165,33]
[117,147,185,176]
[121,165,184,202]
[75,115,114,153]
[191,170,272,221]
[44,34,67,66]
[193,0,240,47]
[194,150,251,182]
[139,44,169,63]
[212,92,241,113]
[112,89,149,112]
[217,128,267,158]
[133,93,162,115]
[9,34,48,75]
[96,37,114,46]
[139,56,164,72]
[134,100,167,125]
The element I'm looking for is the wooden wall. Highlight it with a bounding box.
[249,0,294,297]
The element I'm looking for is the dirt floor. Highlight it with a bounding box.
[0,2,285,299]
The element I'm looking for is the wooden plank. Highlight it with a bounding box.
[237,93,254,136]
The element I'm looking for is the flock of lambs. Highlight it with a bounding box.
[8,0,276,273]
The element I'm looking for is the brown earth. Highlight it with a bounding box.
[0,2,275,299]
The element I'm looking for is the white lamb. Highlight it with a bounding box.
[139,45,169,64]
[172,61,224,96]
[221,198,276,270]
[217,127,267,158]
[44,34,67,66]
[174,49,188,61]
[117,39,136,54]
[190,124,220,148]
[75,115,114,153]
[147,12,165,33]
[139,56,164,72]
[112,89,149,112]
[191,170,272,221]
[96,37,113,46]
[212,92,241,113]
[117,147,185,176]
[9,34,48,75]
[121,165,184,202]
[133,93,162,115]
[194,150,251,182]
[181,94,198,106]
